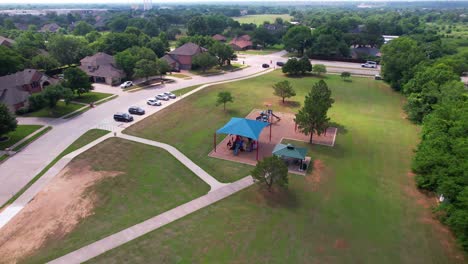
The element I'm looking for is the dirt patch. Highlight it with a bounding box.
[404,172,465,262]
[334,239,349,249]
[305,160,325,191]
[0,161,121,263]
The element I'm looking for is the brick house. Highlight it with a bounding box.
[79,52,126,86]
[229,35,253,51]
[162,42,207,71]
[0,69,56,112]
[212,34,227,42]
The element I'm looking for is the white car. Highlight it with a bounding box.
[156,94,169,101]
[120,81,134,88]
[361,61,377,68]
[163,92,176,99]
[147,98,162,106]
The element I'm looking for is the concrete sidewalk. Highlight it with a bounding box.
[49,176,254,264]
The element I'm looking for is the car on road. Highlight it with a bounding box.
[120,81,134,88]
[128,106,145,115]
[262,63,270,68]
[361,61,377,68]
[276,61,285,67]
[156,94,170,101]
[147,98,162,106]
[163,92,176,99]
[114,112,134,122]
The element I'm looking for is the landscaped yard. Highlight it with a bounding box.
[233,14,293,25]
[23,101,83,118]
[21,137,210,263]
[110,70,465,263]
[0,125,43,150]
[238,44,284,55]
[72,91,114,104]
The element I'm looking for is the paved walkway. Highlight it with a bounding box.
[8,125,50,151]
[48,175,253,264]
[118,134,226,191]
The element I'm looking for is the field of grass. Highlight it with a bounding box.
[238,44,284,55]
[0,125,43,150]
[23,101,83,118]
[72,92,114,104]
[234,14,292,25]
[24,137,210,263]
[0,129,110,209]
[113,70,464,263]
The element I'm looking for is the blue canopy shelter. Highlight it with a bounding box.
[214,117,271,160]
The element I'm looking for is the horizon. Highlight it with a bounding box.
[2,0,468,4]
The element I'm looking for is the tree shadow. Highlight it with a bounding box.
[342,79,353,82]
[281,100,301,108]
[255,185,300,210]
[328,121,348,135]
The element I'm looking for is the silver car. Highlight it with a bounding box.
[147,98,162,106]
[163,92,176,99]
[156,94,169,101]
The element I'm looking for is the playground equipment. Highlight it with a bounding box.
[256,109,281,123]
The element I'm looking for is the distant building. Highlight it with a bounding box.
[40,23,61,33]
[0,36,15,48]
[0,69,55,112]
[264,23,287,33]
[229,35,253,51]
[162,42,207,71]
[79,52,125,86]
[289,21,300,25]
[240,10,248,16]
[212,34,227,42]
[382,35,399,44]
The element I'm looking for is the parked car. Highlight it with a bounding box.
[262,63,270,68]
[120,81,134,88]
[163,92,176,99]
[276,61,285,67]
[128,106,145,115]
[113,112,133,122]
[374,74,382,80]
[147,98,162,106]
[361,61,377,68]
[156,94,170,101]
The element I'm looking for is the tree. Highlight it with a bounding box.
[85,31,101,43]
[282,58,301,75]
[251,155,288,191]
[0,46,24,76]
[147,37,168,58]
[341,71,351,80]
[209,42,235,66]
[108,15,129,32]
[28,93,46,111]
[42,84,74,108]
[216,91,234,111]
[273,80,296,103]
[73,21,94,36]
[0,103,17,138]
[134,59,157,82]
[381,37,425,91]
[97,32,138,55]
[282,26,312,56]
[116,47,157,77]
[299,57,312,74]
[63,67,92,96]
[187,16,208,36]
[31,55,60,71]
[313,64,327,76]
[295,80,334,143]
[192,53,218,73]
[14,30,45,58]
[47,35,91,65]
[253,27,275,48]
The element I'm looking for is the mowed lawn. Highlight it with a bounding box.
[95,71,465,263]
[24,138,210,263]
[233,14,293,25]
[0,125,43,150]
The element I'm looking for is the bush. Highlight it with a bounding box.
[28,93,46,111]
[15,107,29,115]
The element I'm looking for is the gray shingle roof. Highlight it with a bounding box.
[169,42,206,56]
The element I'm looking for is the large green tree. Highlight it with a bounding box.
[0,46,24,75]
[187,16,208,36]
[273,80,296,103]
[251,155,289,191]
[295,80,334,143]
[115,47,157,77]
[30,54,60,71]
[63,67,92,96]
[46,35,91,65]
[209,42,235,66]
[0,103,17,138]
[192,53,218,73]
[42,84,74,108]
[282,58,301,75]
[282,26,312,56]
[73,21,94,36]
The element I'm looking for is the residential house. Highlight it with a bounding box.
[212,34,227,42]
[229,35,253,51]
[79,52,125,85]
[264,23,287,33]
[40,23,61,33]
[0,36,15,48]
[0,69,55,112]
[162,42,207,71]
[382,35,399,44]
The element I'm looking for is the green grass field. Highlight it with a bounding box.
[234,14,293,25]
[107,71,465,263]
[23,101,83,118]
[72,91,114,104]
[0,125,43,150]
[24,137,210,263]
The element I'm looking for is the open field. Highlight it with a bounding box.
[7,137,209,263]
[233,14,293,25]
[112,70,465,263]
[0,125,43,150]
[23,101,83,118]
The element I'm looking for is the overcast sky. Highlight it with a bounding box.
[1,0,416,4]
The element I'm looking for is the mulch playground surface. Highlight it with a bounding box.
[208,110,337,168]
